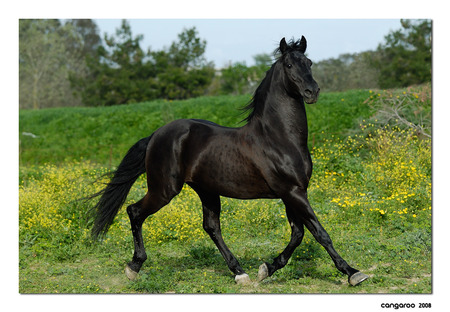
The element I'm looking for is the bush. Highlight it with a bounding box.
[310,122,431,232]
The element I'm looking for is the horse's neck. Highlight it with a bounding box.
[243,63,309,145]
[245,90,309,146]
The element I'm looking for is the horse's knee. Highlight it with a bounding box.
[127,193,171,223]
[126,203,137,216]
[203,217,221,239]
[316,230,332,246]
[290,222,304,242]
[126,203,142,223]
[203,221,216,236]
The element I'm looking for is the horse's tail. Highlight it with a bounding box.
[89,135,152,239]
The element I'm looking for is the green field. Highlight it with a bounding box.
[19,86,431,293]
[19,90,374,166]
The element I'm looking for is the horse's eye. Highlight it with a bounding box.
[287,64,293,69]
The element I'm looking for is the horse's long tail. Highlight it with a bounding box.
[90,135,152,239]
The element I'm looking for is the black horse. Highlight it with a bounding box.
[90,36,368,286]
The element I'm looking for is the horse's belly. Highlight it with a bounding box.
[185,146,276,199]
[190,174,276,199]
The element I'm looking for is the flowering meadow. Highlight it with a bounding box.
[19,87,431,293]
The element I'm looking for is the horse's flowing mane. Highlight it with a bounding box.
[242,38,305,123]
[241,64,276,123]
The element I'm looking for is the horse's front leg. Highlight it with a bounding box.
[257,204,305,281]
[259,187,368,286]
[191,185,250,285]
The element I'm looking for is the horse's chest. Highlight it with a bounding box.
[267,147,312,190]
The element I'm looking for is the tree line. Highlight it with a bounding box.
[19,19,431,109]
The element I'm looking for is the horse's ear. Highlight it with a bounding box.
[299,36,307,53]
[280,37,288,54]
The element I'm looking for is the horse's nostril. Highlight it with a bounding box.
[304,89,312,97]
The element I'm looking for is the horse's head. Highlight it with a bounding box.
[278,36,320,104]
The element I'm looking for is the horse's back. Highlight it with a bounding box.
[146,119,276,199]
[145,118,229,187]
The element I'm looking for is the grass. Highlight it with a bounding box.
[19,236,431,294]
[19,90,372,166]
[18,86,431,293]
[19,95,249,166]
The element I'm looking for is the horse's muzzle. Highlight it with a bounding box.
[303,88,320,104]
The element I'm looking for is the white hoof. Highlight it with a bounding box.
[235,273,251,285]
[349,271,369,286]
[257,263,269,282]
[125,265,138,281]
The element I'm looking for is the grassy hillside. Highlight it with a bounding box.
[19,90,372,166]
[18,86,431,294]
[19,123,431,294]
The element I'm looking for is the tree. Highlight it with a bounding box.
[20,19,66,109]
[71,23,214,105]
[151,27,215,100]
[371,19,431,88]
[65,19,102,58]
[346,51,379,90]
[168,27,208,69]
[253,53,273,68]
[70,20,157,106]
[19,19,101,109]
[312,57,349,91]
[219,62,253,95]
[218,54,271,95]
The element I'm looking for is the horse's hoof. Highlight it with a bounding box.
[125,265,139,281]
[349,271,369,286]
[257,263,269,282]
[235,273,251,285]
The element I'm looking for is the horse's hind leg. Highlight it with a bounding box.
[125,191,172,280]
[191,185,250,285]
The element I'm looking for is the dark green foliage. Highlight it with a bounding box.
[20,19,433,110]
[70,20,157,106]
[65,19,102,58]
[147,27,215,100]
[370,19,431,88]
[219,62,270,95]
[312,19,431,92]
[313,52,379,92]
[217,53,271,95]
[70,21,214,106]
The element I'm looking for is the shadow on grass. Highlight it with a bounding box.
[127,240,352,293]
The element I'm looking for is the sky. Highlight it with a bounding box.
[95,19,402,67]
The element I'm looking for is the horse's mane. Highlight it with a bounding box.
[241,64,276,123]
[242,38,304,123]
